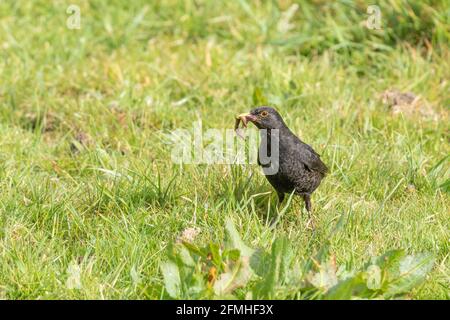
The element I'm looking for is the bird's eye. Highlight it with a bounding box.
[261,111,268,117]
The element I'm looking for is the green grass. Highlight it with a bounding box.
[0,0,449,299]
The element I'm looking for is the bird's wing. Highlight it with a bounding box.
[294,140,329,175]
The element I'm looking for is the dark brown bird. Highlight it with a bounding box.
[236,106,328,217]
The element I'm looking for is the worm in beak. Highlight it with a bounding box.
[234,113,256,139]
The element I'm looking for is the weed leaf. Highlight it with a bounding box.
[224,217,254,258]
[161,260,181,298]
[385,253,435,297]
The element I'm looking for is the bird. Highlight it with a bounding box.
[236,106,328,221]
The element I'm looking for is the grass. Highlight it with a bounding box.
[0,0,449,299]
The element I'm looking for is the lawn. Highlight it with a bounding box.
[0,0,448,299]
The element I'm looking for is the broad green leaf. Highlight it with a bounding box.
[303,241,331,274]
[160,260,181,298]
[366,265,382,290]
[186,272,207,298]
[249,248,271,277]
[253,237,291,298]
[223,249,241,261]
[224,218,254,258]
[385,253,435,297]
[178,245,196,267]
[307,260,338,291]
[213,257,252,296]
[325,273,368,300]
[369,249,405,287]
[181,240,203,255]
[370,249,405,274]
[209,243,223,267]
[273,237,292,283]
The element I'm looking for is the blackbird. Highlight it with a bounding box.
[236,106,328,214]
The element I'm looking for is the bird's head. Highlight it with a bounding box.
[236,106,286,130]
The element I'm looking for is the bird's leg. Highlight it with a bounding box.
[303,194,312,212]
[302,194,315,230]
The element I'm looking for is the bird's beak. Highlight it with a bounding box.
[235,113,257,127]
